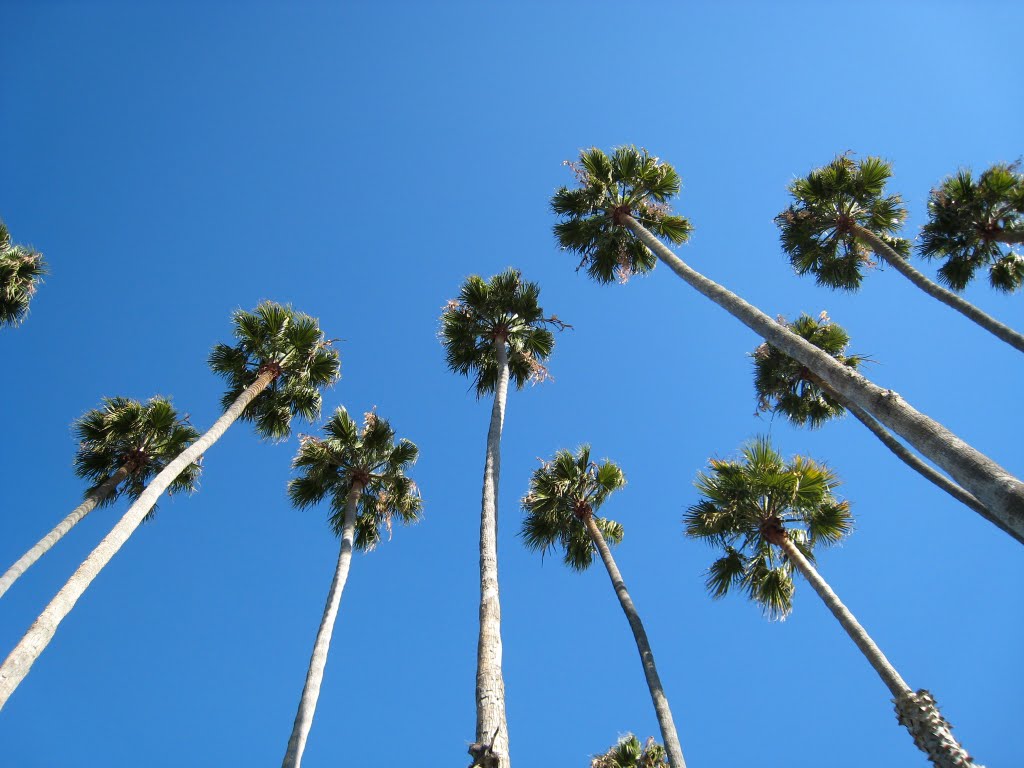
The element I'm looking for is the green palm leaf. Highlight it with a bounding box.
[0,220,47,328]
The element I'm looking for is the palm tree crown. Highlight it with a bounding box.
[440,268,563,397]
[684,438,852,619]
[776,154,911,290]
[592,734,668,768]
[0,219,46,328]
[551,146,692,283]
[919,163,1024,292]
[208,301,340,440]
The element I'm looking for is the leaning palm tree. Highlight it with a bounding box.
[440,269,564,768]
[685,438,979,768]
[0,301,339,709]
[551,145,1024,542]
[0,396,200,600]
[521,447,686,768]
[281,407,421,768]
[776,154,1024,353]
[0,219,46,328]
[591,734,668,768]
[919,163,1024,293]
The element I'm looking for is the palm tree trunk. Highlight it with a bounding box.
[992,231,1024,245]
[0,466,130,600]
[0,369,277,710]
[775,535,977,768]
[850,224,1024,354]
[282,484,361,768]
[583,515,686,768]
[471,340,511,768]
[622,214,1024,543]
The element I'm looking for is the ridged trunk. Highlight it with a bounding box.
[0,369,277,709]
[281,485,361,768]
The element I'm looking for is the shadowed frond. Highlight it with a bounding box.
[591,733,668,768]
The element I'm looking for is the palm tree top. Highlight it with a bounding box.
[684,437,852,619]
[0,219,47,328]
[776,154,911,291]
[919,162,1024,292]
[440,268,567,397]
[208,301,340,441]
[551,146,692,284]
[592,734,668,768]
[520,445,625,571]
[289,406,422,551]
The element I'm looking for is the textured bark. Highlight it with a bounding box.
[282,485,361,768]
[622,215,1024,542]
[0,467,130,600]
[0,370,277,709]
[473,340,511,768]
[894,689,980,768]
[584,516,686,768]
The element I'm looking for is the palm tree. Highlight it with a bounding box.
[0,301,339,709]
[281,407,421,768]
[551,145,1024,542]
[684,438,978,768]
[592,734,669,768]
[919,163,1024,293]
[521,447,686,768]
[440,268,564,768]
[776,154,1024,353]
[0,396,200,600]
[0,219,46,328]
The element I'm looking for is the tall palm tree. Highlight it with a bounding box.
[0,396,200,600]
[684,438,978,768]
[919,163,1024,293]
[0,301,339,709]
[551,145,1024,542]
[521,447,686,768]
[776,154,1024,353]
[0,219,46,328]
[281,407,421,768]
[440,269,564,768]
[592,734,669,768]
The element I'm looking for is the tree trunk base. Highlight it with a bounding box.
[893,689,980,768]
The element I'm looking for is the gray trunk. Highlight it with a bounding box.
[584,516,687,768]
[622,215,1024,542]
[0,466,130,600]
[0,370,277,710]
[894,689,980,768]
[281,485,361,768]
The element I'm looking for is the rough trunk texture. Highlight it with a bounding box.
[282,485,361,768]
[894,689,980,768]
[622,215,1024,542]
[584,516,687,768]
[0,370,276,710]
[0,466,130,600]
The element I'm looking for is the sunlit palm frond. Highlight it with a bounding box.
[0,220,46,328]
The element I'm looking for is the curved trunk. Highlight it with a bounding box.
[471,340,511,768]
[0,466,130,600]
[851,224,1024,354]
[584,516,686,768]
[622,215,1024,543]
[776,536,977,768]
[282,484,361,768]
[0,369,277,710]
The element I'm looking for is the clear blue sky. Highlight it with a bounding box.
[1,2,1020,766]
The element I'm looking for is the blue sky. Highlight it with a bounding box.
[1,2,1021,766]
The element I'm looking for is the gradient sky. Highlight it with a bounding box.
[1,2,1021,766]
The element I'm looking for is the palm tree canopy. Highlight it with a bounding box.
[776,154,911,290]
[208,301,340,440]
[73,396,201,512]
[520,445,625,571]
[551,146,692,283]
[289,407,422,551]
[684,437,852,619]
[0,219,46,328]
[752,312,865,428]
[440,268,563,397]
[918,163,1024,292]
[591,734,668,768]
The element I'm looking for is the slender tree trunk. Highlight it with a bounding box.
[775,535,977,768]
[622,215,1024,542]
[282,484,361,768]
[0,467,130,600]
[584,516,686,768]
[471,340,511,768]
[850,224,1024,354]
[0,370,277,710]
[992,231,1024,245]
